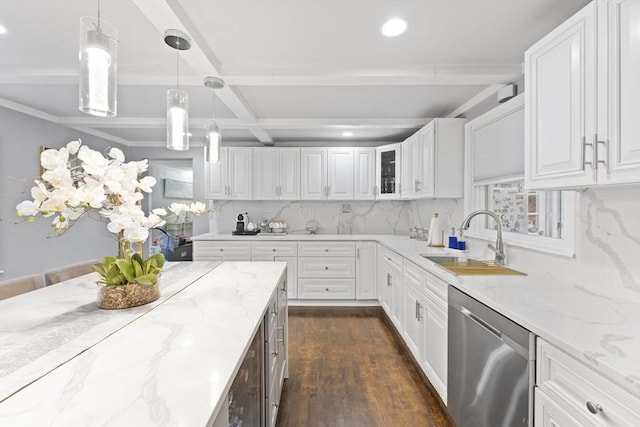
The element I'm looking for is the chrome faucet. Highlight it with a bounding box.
[459,210,505,265]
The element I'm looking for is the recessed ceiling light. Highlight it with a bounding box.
[381,18,407,37]
[0,24,8,35]
[342,131,353,137]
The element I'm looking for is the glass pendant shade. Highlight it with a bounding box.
[206,122,221,162]
[79,16,117,117]
[167,89,189,151]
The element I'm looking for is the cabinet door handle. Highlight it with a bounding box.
[417,302,423,321]
[582,136,594,168]
[586,401,602,415]
[387,273,392,287]
[595,134,607,167]
[357,248,360,259]
[415,300,419,319]
[324,266,329,270]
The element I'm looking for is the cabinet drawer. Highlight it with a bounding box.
[404,259,424,288]
[537,339,640,426]
[298,257,355,277]
[251,242,298,257]
[193,241,251,258]
[424,271,448,302]
[381,247,403,272]
[535,386,591,427]
[192,255,223,262]
[298,278,355,299]
[298,242,355,257]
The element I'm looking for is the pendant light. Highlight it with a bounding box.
[164,29,191,151]
[204,76,225,163]
[79,0,117,117]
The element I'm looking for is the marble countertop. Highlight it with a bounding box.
[193,233,640,399]
[0,261,288,426]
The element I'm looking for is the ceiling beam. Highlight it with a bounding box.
[0,97,131,146]
[0,66,521,87]
[445,84,506,118]
[131,0,273,145]
[57,116,431,130]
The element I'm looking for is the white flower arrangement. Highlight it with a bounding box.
[14,140,208,285]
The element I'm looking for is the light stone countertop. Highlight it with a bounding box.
[0,261,287,426]
[194,233,640,399]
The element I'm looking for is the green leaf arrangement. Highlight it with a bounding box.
[93,253,165,286]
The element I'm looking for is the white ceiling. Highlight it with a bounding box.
[0,0,591,147]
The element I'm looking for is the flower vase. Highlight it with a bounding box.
[97,282,160,309]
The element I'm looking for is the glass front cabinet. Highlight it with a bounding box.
[375,143,402,199]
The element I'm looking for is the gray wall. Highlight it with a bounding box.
[0,107,129,280]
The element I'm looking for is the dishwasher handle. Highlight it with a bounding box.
[460,306,502,338]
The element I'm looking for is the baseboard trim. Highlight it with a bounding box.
[288,299,380,307]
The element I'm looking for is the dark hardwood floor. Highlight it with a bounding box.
[276,307,454,427]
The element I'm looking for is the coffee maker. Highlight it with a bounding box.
[236,212,248,233]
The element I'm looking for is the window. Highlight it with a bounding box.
[467,179,574,256]
[464,94,575,257]
[486,180,562,238]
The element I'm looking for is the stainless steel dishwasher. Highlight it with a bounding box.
[448,286,535,427]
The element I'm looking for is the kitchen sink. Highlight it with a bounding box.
[419,255,484,265]
[419,254,526,276]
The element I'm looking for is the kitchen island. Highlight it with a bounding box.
[0,261,288,427]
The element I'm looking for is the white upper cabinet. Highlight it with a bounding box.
[525,0,640,190]
[205,147,228,199]
[301,148,354,200]
[601,0,640,185]
[327,148,355,199]
[205,147,252,200]
[376,143,402,199]
[401,118,465,199]
[354,148,376,200]
[253,148,300,200]
[300,148,327,200]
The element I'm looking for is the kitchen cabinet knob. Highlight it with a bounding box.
[325,288,329,291]
[219,248,224,252]
[272,350,278,357]
[324,266,328,270]
[586,401,602,415]
[272,249,276,252]
[273,403,279,408]
[325,249,329,252]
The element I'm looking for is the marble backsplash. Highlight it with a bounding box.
[207,199,464,236]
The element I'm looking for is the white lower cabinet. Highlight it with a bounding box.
[535,338,640,427]
[421,291,447,401]
[251,242,298,299]
[403,283,423,357]
[535,387,586,427]
[355,242,377,300]
[193,241,251,261]
[297,242,356,299]
[401,259,448,404]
